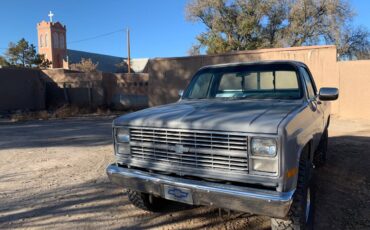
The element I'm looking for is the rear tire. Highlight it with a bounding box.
[314,129,328,167]
[271,149,315,230]
[127,190,166,212]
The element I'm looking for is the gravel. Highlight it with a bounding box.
[0,117,369,229]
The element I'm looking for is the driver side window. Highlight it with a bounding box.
[301,67,316,99]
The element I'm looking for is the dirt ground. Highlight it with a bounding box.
[0,117,369,230]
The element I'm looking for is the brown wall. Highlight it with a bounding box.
[338,60,370,118]
[42,69,149,109]
[1,45,369,118]
[103,73,149,109]
[0,68,45,112]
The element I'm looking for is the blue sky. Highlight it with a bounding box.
[0,0,369,58]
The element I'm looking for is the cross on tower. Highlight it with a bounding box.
[48,11,54,22]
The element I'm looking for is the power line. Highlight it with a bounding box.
[68,28,125,45]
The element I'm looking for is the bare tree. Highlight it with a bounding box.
[186,0,370,59]
[187,44,202,56]
[70,58,99,72]
[337,26,370,60]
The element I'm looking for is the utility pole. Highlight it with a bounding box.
[127,28,131,74]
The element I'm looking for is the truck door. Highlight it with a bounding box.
[300,67,324,150]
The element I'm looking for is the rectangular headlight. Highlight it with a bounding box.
[251,138,277,157]
[117,143,130,155]
[116,128,130,143]
[250,158,278,173]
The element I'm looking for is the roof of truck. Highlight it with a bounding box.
[201,60,307,69]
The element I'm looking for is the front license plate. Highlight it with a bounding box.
[163,185,193,204]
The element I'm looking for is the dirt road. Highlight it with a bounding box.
[0,117,369,229]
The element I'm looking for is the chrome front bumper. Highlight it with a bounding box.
[106,164,293,218]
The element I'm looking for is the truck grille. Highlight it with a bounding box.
[118,127,249,173]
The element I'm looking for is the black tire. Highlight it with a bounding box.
[271,149,315,230]
[314,129,328,168]
[127,190,166,212]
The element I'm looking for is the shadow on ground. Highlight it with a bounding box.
[314,135,370,230]
[0,177,267,229]
[0,119,368,229]
[0,117,113,150]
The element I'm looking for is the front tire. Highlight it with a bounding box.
[271,150,315,230]
[127,190,166,212]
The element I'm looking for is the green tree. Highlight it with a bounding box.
[186,0,370,59]
[70,58,99,72]
[6,38,36,67]
[3,38,52,68]
[0,56,9,67]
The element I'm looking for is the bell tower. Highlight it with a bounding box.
[37,11,67,68]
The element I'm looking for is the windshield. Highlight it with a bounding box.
[183,64,302,100]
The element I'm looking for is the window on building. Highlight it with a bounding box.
[57,55,61,67]
[53,33,59,48]
[40,34,43,47]
[45,34,48,47]
[60,34,65,49]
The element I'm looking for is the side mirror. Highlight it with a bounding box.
[318,87,339,101]
[178,90,184,98]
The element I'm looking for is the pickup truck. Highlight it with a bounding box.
[107,61,339,230]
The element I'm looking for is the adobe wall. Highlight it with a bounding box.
[41,69,149,109]
[148,45,340,114]
[1,45,369,119]
[0,68,45,112]
[338,60,370,119]
[103,73,149,109]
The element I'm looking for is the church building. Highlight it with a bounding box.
[36,12,141,73]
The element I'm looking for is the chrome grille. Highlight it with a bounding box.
[119,127,249,173]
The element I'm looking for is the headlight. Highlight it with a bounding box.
[115,128,130,158]
[117,143,130,155]
[250,137,278,175]
[251,138,277,157]
[250,158,278,173]
[116,128,130,143]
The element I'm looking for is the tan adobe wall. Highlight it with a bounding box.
[338,60,370,119]
[40,69,148,108]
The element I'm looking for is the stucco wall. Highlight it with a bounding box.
[338,60,370,118]
[42,69,148,109]
[0,68,45,112]
[1,45,369,119]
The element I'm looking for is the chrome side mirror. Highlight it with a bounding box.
[178,89,184,98]
[319,87,339,101]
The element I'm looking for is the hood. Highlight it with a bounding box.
[114,99,303,134]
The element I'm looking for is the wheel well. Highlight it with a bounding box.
[300,140,312,163]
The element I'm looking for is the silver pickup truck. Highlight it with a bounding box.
[107,61,338,230]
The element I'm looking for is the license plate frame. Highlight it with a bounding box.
[163,185,193,204]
